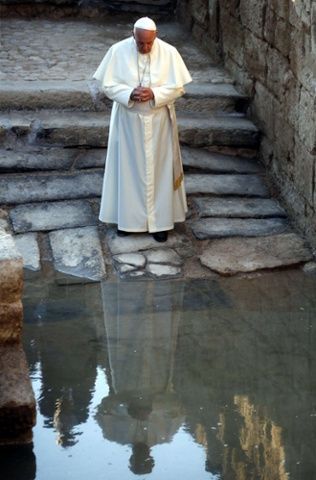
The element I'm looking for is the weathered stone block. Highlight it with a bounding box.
[221,10,245,67]
[199,233,313,275]
[264,7,291,58]
[191,0,209,26]
[0,344,36,445]
[0,302,23,344]
[298,87,316,153]
[0,233,23,304]
[244,33,268,84]
[266,47,292,98]
[293,134,316,206]
[268,0,290,20]
[240,0,266,37]
[289,0,312,28]
[252,81,278,140]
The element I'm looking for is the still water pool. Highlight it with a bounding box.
[2,270,316,480]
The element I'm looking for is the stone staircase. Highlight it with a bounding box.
[0,17,313,280]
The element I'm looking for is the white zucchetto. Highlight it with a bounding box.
[133,17,157,32]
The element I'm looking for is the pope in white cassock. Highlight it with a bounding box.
[92,17,192,242]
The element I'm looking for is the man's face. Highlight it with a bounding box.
[133,28,157,54]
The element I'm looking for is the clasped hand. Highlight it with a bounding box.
[131,86,154,103]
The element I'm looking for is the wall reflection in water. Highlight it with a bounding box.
[5,272,315,480]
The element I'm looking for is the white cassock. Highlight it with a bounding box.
[92,36,192,233]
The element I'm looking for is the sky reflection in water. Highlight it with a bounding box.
[4,270,316,480]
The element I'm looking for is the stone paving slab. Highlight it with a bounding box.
[146,263,182,278]
[0,170,103,204]
[105,228,191,255]
[14,233,41,271]
[185,174,269,197]
[145,248,183,266]
[0,18,232,84]
[49,226,106,281]
[181,147,262,173]
[190,217,289,240]
[200,233,314,275]
[193,197,287,218]
[0,111,259,149]
[10,200,97,233]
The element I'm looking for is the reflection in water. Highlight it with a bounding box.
[3,271,315,480]
[97,282,185,474]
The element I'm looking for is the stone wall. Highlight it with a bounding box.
[177,0,316,249]
[0,217,36,444]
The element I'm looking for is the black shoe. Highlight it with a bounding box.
[152,231,168,243]
[117,229,130,237]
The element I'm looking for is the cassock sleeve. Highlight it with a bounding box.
[151,86,185,108]
[102,84,135,108]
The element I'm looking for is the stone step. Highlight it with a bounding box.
[199,233,314,275]
[192,197,287,218]
[0,146,259,174]
[0,147,106,173]
[10,200,97,233]
[0,344,36,445]
[190,217,289,240]
[0,170,268,205]
[182,147,262,174]
[185,174,269,197]
[0,81,249,114]
[0,170,103,205]
[0,111,260,149]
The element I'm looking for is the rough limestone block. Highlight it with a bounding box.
[105,228,190,255]
[49,226,106,281]
[181,147,261,173]
[0,233,23,304]
[190,217,289,240]
[10,200,97,233]
[0,171,103,205]
[0,301,23,344]
[193,197,287,218]
[0,344,36,445]
[200,233,314,275]
[14,233,41,271]
[185,174,269,197]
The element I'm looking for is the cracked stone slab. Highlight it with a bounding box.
[192,197,287,218]
[200,233,314,275]
[145,248,182,266]
[181,147,262,173]
[0,170,103,205]
[49,226,106,281]
[185,174,269,197]
[10,200,97,233]
[190,218,289,239]
[147,263,182,278]
[14,233,41,271]
[105,228,191,255]
[113,253,146,268]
